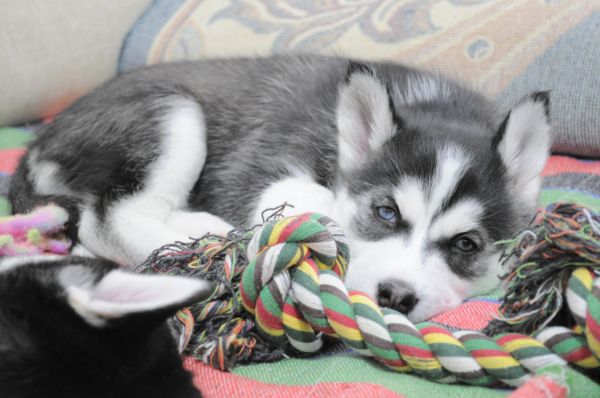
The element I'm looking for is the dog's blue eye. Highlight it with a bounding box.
[376,206,397,223]
[454,236,477,252]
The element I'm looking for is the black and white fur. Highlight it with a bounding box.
[0,255,208,398]
[10,55,551,321]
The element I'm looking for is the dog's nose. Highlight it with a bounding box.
[377,280,419,315]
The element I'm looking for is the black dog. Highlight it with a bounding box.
[0,255,209,398]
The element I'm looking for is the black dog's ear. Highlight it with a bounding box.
[58,265,211,328]
[336,61,402,172]
[493,91,551,213]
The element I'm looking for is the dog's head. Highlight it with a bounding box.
[333,63,551,321]
[0,255,209,398]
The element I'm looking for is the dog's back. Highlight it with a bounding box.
[0,255,209,398]
[8,56,497,227]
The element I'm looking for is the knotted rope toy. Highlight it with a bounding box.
[137,203,600,387]
[0,204,70,256]
[486,203,600,370]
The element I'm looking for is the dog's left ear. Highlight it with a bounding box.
[336,62,402,172]
[59,265,212,328]
[493,91,551,213]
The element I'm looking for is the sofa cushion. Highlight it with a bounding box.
[119,0,600,157]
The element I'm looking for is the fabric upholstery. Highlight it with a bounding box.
[119,0,600,157]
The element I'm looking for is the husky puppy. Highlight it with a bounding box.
[0,255,208,398]
[9,55,551,321]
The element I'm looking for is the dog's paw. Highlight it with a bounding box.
[166,211,234,238]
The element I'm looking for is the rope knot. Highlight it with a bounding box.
[240,213,349,350]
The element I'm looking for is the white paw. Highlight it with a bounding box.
[166,211,234,238]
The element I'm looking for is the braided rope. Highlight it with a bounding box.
[239,212,600,387]
[486,203,600,335]
[137,230,286,370]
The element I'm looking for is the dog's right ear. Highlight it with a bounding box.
[58,265,211,328]
[493,91,551,216]
[336,61,402,172]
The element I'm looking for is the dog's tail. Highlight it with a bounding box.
[8,154,80,244]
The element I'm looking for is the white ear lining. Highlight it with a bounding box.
[61,267,211,327]
[498,100,551,170]
[336,71,397,172]
[497,95,551,211]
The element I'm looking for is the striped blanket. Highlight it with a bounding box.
[1,126,598,397]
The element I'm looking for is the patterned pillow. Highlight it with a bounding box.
[119,0,600,157]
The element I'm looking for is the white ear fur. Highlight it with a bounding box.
[59,266,211,327]
[336,68,397,172]
[496,92,551,212]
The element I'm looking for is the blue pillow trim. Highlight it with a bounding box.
[118,0,188,73]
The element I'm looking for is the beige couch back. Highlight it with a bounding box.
[0,0,151,126]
